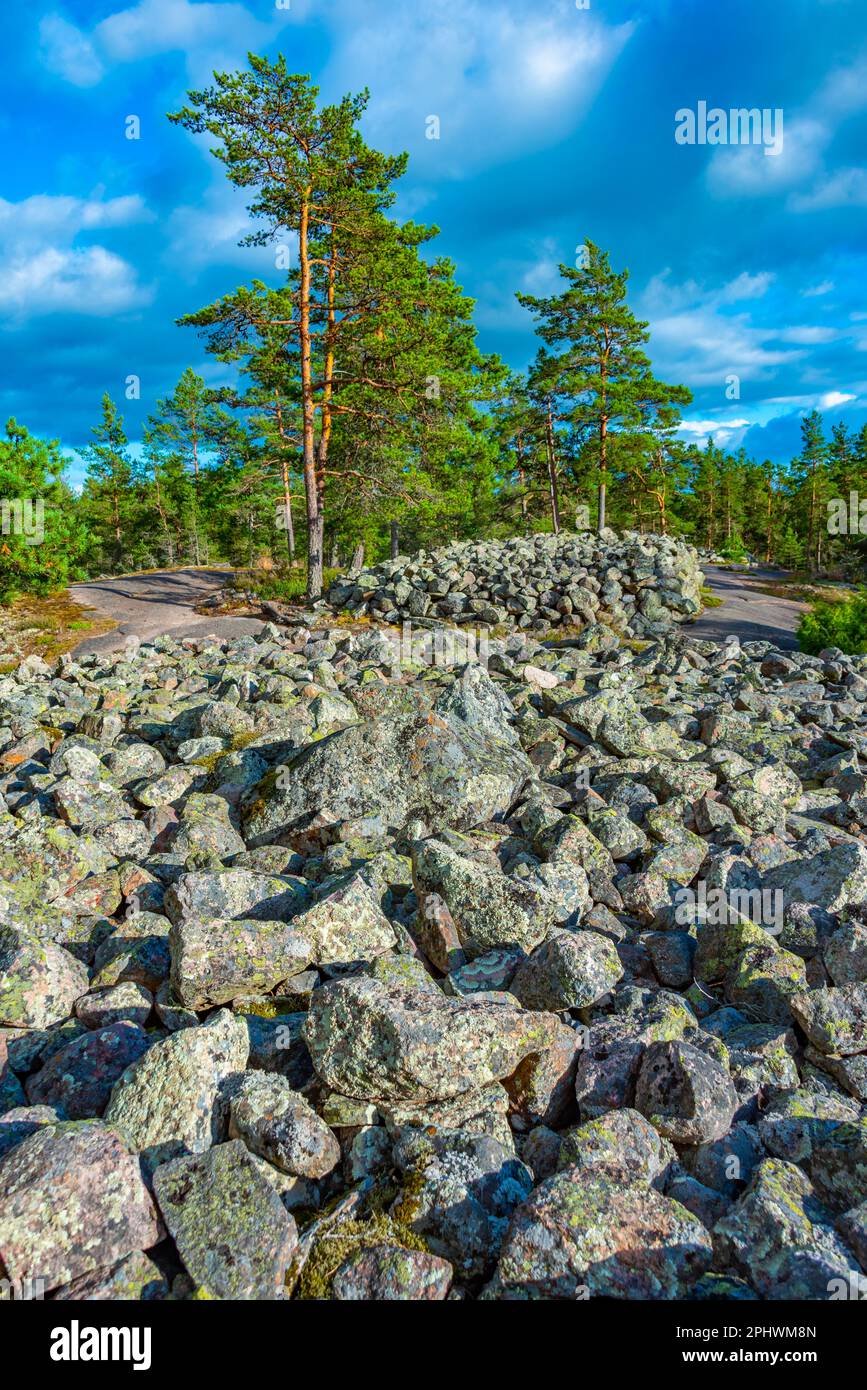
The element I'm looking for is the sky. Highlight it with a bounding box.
[2,0,867,486]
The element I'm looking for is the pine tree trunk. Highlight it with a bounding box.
[545,405,561,534]
[274,390,296,561]
[598,416,608,532]
[299,194,324,599]
[390,520,399,559]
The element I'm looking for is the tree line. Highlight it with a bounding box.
[2,56,865,604]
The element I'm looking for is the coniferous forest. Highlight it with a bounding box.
[2,57,864,607]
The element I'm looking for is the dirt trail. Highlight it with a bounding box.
[68,569,264,656]
[686,565,805,651]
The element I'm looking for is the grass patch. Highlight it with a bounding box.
[0,592,116,662]
[700,585,724,609]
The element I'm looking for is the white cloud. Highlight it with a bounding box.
[707,117,827,199]
[322,1,635,174]
[0,246,148,316]
[803,280,834,297]
[39,14,104,87]
[676,416,753,448]
[37,0,299,88]
[704,50,867,211]
[775,325,840,344]
[0,193,154,320]
[764,391,856,409]
[638,267,798,389]
[790,167,867,212]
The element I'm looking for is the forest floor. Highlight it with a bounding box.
[0,591,117,666]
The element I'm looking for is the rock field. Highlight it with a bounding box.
[326,529,704,636]
[1,535,867,1301]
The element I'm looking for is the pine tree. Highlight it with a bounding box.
[170,58,408,597]
[80,395,139,573]
[517,243,690,531]
[0,419,85,601]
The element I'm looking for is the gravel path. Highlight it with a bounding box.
[686,565,806,651]
[69,569,264,656]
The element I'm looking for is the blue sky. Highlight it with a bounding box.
[3,0,867,486]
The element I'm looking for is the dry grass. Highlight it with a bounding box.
[0,592,116,666]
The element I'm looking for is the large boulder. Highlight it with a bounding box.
[303,976,560,1105]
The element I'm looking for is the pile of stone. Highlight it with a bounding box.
[326,529,704,637]
[1,615,867,1301]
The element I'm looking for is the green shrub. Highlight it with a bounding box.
[718,531,749,562]
[797,590,867,655]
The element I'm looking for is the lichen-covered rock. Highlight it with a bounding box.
[509,930,623,1011]
[635,1040,738,1145]
[104,1008,249,1170]
[228,1072,340,1178]
[504,1019,582,1129]
[74,981,153,1030]
[53,1250,169,1301]
[557,1108,675,1186]
[412,838,578,956]
[303,976,559,1105]
[152,1139,297,1299]
[0,927,89,1029]
[805,1118,867,1210]
[486,1168,712,1299]
[823,924,867,985]
[391,1127,533,1278]
[332,1244,453,1300]
[0,1104,57,1160]
[169,916,312,1009]
[724,943,808,1024]
[763,841,867,914]
[713,1158,862,1298]
[790,982,867,1056]
[290,872,396,967]
[25,1021,152,1119]
[164,869,310,925]
[0,1120,161,1290]
[243,710,532,844]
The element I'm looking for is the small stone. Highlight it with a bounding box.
[332,1244,453,1300]
[229,1072,340,1178]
